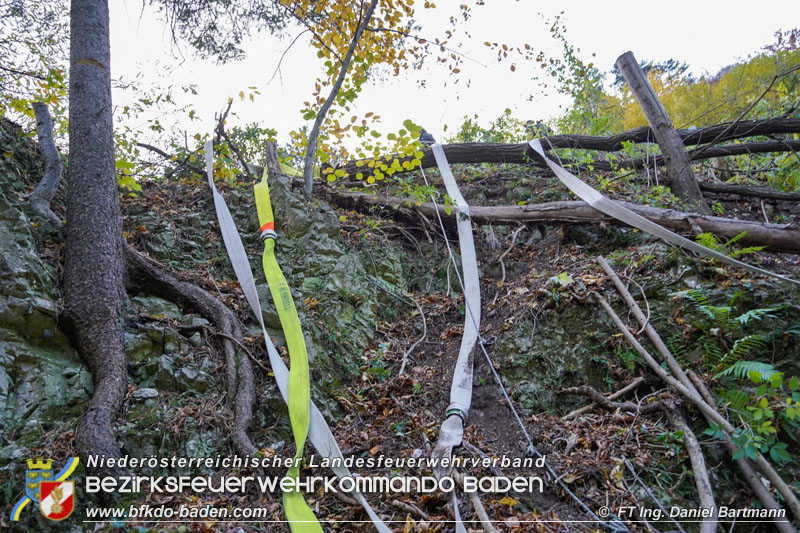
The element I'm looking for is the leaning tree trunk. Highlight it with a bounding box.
[616,51,709,213]
[64,0,127,464]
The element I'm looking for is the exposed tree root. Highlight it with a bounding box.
[124,245,258,455]
[72,318,127,475]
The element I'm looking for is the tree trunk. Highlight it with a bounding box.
[64,0,127,465]
[302,0,379,196]
[323,188,800,253]
[616,51,709,212]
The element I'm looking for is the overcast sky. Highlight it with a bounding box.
[109,1,799,147]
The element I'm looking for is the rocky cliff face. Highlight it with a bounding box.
[0,119,91,463]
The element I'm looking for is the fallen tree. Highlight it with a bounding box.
[324,188,800,254]
[698,182,800,202]
[323,118,800,179]
[590,139,800,171]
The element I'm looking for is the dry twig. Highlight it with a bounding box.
[390,499,429,521]
[453,470,497,533]
[558,383,665,415]
[562,377,645,420]
[492,225,525,305]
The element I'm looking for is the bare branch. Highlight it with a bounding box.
[691,65,800,160]
[663,402,718,533]
[558,384,666,414]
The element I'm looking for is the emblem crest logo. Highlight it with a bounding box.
[11,457,79,522]
[24,458,53,503]
[39,481,75,520]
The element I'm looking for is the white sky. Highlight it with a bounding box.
[109,0,800,148]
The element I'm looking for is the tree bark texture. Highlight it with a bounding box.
[616,51,708,212]
[30,102,63,229]
[324,188,800,253]
[64,0,127,464]
[664,403,718,533]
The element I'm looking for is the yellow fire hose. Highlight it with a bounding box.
[254,172,321,533]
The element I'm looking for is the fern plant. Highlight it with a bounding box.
[694,231,766,258]
[671,289,777,370]
[673,289,799,463]
[715,360,779,381]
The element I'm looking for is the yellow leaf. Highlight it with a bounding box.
[239,90,245,100]
[499,496,517,507]
[339,215,346,223]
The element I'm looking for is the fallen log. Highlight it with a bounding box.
[323,118,800,179]
[590,139,800,171]
[698,182,800,202]
[324,188,800,254]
